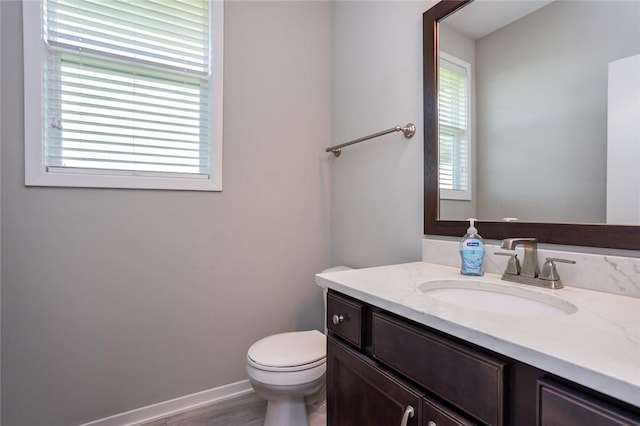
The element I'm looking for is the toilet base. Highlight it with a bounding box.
[248,375,325,426]
[264,397,308,426]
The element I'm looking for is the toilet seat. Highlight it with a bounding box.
[247,355,326,372]
[247,330,326,372]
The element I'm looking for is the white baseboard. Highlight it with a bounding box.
[78,380,254,426]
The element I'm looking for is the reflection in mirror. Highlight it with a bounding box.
[423,0,640,250]
[437,0,640,224]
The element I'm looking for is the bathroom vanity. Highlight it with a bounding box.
[317,262,640,426]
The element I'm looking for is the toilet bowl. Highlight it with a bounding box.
[246,330,326,426]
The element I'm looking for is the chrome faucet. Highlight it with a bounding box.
[497,238,575,289]
[500,238,540,278]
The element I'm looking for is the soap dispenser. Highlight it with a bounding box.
[460,218,484,276]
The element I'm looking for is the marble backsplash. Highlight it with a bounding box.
[422,237,640,299]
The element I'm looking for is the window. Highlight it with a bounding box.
[439,52,471,200]
[23,0,223,190]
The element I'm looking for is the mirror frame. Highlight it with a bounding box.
[423,0,640,250]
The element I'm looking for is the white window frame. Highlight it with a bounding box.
[439,52,472,201]
[22,0,224,191]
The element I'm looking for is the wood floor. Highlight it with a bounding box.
[140,392,267,426]
[138,390,327,426]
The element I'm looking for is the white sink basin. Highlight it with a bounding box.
[418,279,578,317]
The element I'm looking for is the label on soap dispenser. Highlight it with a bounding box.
[460,239,484,276]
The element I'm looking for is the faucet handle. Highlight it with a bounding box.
[539,257,576,288]
[495,252,521,275]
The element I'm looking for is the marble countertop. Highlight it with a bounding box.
[316,261,640,408]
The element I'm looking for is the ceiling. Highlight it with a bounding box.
[441,0,555,40]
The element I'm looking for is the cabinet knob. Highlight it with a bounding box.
[332,314,345,325]
[428,422,437,426]
[400,405,414,426]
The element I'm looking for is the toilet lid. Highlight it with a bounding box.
[247,330,326,369]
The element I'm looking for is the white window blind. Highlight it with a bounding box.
[44,0,211,176]
[23,0,223,190]
[439,53,471,200]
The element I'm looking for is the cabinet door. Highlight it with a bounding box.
[538,378,640,426]
[372,312,506,426]
[328,336,422,426]
[423,397,479,426]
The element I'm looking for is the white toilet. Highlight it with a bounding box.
[246,266,352,426]
[246,330,327,426]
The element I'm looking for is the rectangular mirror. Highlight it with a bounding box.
[423,0,640,250]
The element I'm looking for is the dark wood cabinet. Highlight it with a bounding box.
[423,397,478,426]
[328,335,423,426]
[326,289,640,426]
[372,312,505,426]
[327,292,365,349]
[537,378,640,426]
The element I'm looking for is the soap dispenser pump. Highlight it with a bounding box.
[460,218,484,276]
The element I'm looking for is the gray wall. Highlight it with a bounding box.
[1,1,331,425]
[475,1,640,223]
[330,1,434,268]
